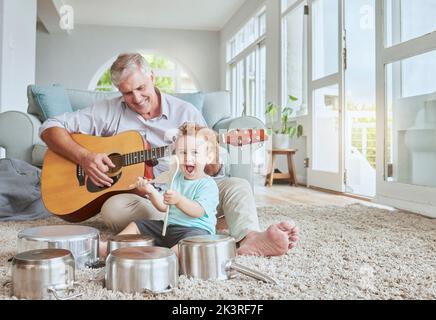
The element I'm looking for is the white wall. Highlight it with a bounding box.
[0,0,36,112]
[36,24,220,91]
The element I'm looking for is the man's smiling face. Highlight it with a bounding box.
[118,70,159,120]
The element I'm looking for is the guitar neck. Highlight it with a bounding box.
[124,128,266,165]
[123,145,172,166]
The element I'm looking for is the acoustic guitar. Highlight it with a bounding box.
[41,129,267,222]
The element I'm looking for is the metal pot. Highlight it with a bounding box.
[105,246,178,294]
[179,235,278,284]
[11,249,82,300]
[17,225,99,269]
[107,234,154,255]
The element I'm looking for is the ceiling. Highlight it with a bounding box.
[61,0,247,31]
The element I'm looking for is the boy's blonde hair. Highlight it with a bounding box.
[177,122,218,155]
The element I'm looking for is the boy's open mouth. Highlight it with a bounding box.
[185,165,195,174]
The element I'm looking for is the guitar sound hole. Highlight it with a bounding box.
[108,153,123,174]
[86,172,122,193]
[86,153,123,193]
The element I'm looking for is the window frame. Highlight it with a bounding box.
[281,0,309,119]
[226,7,267,64]
[375,0,436,216]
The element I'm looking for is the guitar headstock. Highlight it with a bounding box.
[221,129,268,147]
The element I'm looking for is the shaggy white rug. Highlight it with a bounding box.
[0,204,435,300]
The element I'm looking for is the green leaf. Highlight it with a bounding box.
[282,107,293,115]
[297,125,303,137]
[265,102,278,117]
[288,127,297,137]
[288,95,298,102]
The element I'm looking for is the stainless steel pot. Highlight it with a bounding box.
[179,235,278,284]
[107,234,154,255]
[105,246,178,294]
[11,249,82,300]
[17,225,99,269]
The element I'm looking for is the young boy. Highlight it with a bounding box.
[99,122,219,257]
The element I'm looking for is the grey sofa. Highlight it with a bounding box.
[0,87,265,186]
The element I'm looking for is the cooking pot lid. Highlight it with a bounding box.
[111,246,174,260]
[108,234,154,243]
[13,248,72,262]
[180,234,234,244]
[18,225,99,241]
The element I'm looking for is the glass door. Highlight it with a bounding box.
[344,0,376,197]
[307,0,345,192]
[375,0,436,217]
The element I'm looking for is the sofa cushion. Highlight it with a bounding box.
[171,92,205,112]
[202,91,232,128]
[65,88,121,111]
[28,84,73,121]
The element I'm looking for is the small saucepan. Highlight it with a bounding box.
[10,249,82,300]
[178,235,279,284]
[105,246,178,294]
[17,225,99,269]
[106,234,154,255]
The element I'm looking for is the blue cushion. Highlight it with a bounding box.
[29,84,73,121]
[171,92,205,112]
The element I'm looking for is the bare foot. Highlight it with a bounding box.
[237,221,298,257]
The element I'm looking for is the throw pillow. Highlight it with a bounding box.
[171,92,205,113]
[29,84,73,121]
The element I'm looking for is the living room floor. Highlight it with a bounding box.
[1,174,434,300]
[252,174,379,208]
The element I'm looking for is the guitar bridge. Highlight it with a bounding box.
[76,165,85,186]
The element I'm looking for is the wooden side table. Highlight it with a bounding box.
[265,149,298,187]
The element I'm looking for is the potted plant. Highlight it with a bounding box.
[265,95,303,149]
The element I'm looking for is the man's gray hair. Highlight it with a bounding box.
[110,53,151,87]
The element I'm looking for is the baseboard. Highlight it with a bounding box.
[374,195,436,218]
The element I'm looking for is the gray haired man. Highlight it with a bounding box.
[40,53,298,256]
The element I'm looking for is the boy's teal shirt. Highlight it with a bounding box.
[167,171,219,234]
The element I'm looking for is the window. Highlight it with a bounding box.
[385,50,436,187]
[312,0,339,80]
[229,44,266,121]
[93,54,198,93]
[281,0,300,13]
[226,8,266,63]
[386,0,436,47]
[227,7,266,121]
[226,8,267,174]
[282,0,308,117]
[381,0,436,189]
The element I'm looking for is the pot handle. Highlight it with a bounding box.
[142,284,174,295]
[225,260,279,285]
[48,282,83,300]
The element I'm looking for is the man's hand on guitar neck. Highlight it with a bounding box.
[79,151,116,187]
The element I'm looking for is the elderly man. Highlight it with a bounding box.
[40,53,298,257]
